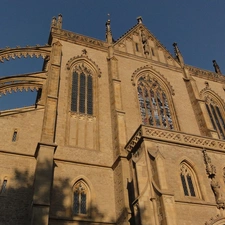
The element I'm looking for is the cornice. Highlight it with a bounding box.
[0,45,51,63]
[125,125,225,153]
[186,65,225,83]
[51,27,108,50]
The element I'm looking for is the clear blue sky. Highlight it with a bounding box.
[0,0,225,110]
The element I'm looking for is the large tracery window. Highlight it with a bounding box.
[205,96,225,139]
[73,180,89,215]
[71,65,93,115]
[137,75,174,129]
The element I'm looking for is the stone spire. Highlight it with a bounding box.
[212,60,222,74]
[173,42,184,66]
[105,17,113,44]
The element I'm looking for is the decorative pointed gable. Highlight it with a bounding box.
[114,22,180,68]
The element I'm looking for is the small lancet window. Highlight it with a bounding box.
[71,68,93,115]
[0,179,7,195]
[205,96,225,139]
[180,163,197,197]
[73,180,88,215]
[137,74,174,129]
[12,130,18,142]
[135,43,139,52]
[151,47,155,56]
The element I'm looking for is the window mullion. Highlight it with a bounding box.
[150,90,157,127]
[156,90,164,128]
[161,92,168,128]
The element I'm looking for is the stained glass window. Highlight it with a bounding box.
[73,181,88,215]
[205,97,225,139]
[137,75,174,129]
[71,69,93,115]
[180,163,196,197]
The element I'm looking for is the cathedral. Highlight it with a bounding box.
[1,14,225,225]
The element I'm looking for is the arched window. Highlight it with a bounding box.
[137,74,174,129]
[73,180,89,215]
[71,64,93,115]
[180,162,199,197]
[205,95,225,139]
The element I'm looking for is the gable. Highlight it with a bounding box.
[114,23,180,68]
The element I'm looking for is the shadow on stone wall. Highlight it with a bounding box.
[0,159,116,225]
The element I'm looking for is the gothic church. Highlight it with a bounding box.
[1,15,225,225]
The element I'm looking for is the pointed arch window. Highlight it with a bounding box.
[205,96,225,139]
[137,75,174,129]
[73,180,89,215]
[71,65,93,115]
[180,163,199,197]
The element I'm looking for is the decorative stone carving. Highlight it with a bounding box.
[202,150,225,209]
[205,214,224,225]
[51,17,56,27]
[0,72,47,97]
[66,54,102,77]
[131,65,175,95]
[203,150,216,176]
[51,27,106,47]
[141,30,150,55]
[0,45,51,63]
[125,126,225,155]
[186,65,225,83]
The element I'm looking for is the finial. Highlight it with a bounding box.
[212,60,222,74]
[51,16,57,27]
[105,15,113,44]
[173,42,184,66]
[137,16,143,24]
[56,14,63,29]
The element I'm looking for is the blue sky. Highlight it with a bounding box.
[0,0,225,110]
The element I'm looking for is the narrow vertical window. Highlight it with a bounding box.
[0,179,7,195]
[135,43,139,52]
[71,66,93,115]
[205,97,225,139]
[137,75,174,129]
[12,130,17,142]
[180,163,198,197]
[151,47,155,56]
[73,180,88,215]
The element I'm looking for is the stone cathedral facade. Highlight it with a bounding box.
[1,15,225,225]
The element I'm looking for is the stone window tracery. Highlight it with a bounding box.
[205,96,225,139]
[71,64,93,115]
[73,180,89,215]
[137,74,174,129]
[180,163,199,197]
